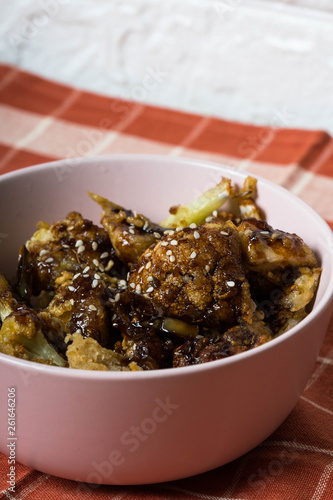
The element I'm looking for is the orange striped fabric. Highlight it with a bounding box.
[0,64,332,500]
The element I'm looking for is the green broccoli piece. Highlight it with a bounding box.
[160,177,234,228]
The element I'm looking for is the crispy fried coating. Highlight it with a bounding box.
[47,270,120,347]
[128,221,254,327]
[89,192,164,266]
[237,217,321,335]
[0,271,16,322]
[237,218,318,271]
[0,304,67,366]
[65,332,138,371]
[173,321,272,367]
[18,212,119,297]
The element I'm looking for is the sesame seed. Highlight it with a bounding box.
[129,228,135,235]
[92,279,98,288]
[94,273,100,280]
[45,257,54,263]
[260,231,270,235]
[115,293,120,302]
[154,232,161,239]
[169,255,176,262]
[89,305,97,311]
[166,250,172,256]
[133,211,137,218]
[130,283,135,289]
[69,299,74,306]
[146,252,152,258]
[164,230,174,236]
[75,328,82,334]
[93,259,99,267]
[146,286,154,293]
[112,314,117,321]
[189,223,197,229]
[146,262,152,269]
[205,265,210,272]
[62,244,70,249]
[190,251,197,259]
[123,230,128,235]
[108,298,115,303]
[68,286,75,292]
[220,231,229,236]
[73,273,80,280]
[176,227,182,232]
[92,241,98,251]
[100,252,109,259]
[147,276,153,282]
[75,240,83,248]
[135,284,141,293]
[127,272,130,280]
[138,266,144,273]
[99,264,105,272]
[83,266,90,273]
[170,240,178,246]
[40,249,48,256]
[77,245,85,254]
[161,241,169,246]
[105,260,114,271]
[196,335,204,339]
[83,274,89,278]
[194,231,200,239]
[205,216,213,222]
[67,225,74,231]
[227,281,235,287]
[119,279,127,288]
[212,210,218,217]
[143,221,149,230]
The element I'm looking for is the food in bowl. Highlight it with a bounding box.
[0,175,321,371]
[0,156,332,485]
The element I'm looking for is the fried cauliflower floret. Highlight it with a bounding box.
[47,270,121,347]
[65,332,138,371]
[0,271,16,323]
[89,192,164,266]
[237,218,321,334]
[0,305,66,366]
[236,175,262,220]
[128,221,254,327]
[173,321,272,367]
[17,212,119,299]
[237,218,318,271]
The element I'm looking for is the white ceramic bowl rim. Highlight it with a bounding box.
[0,154,333,380]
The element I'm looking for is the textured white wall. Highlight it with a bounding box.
[0,0,332,133]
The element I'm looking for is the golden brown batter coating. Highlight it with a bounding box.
[89,192,164,266]
[173,321,272,367]
[128,221,254,327]
[47,270,120,347]
[237,218,318,271]
[17,211,119,299]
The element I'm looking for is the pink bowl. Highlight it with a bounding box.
[0,155,332,485]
